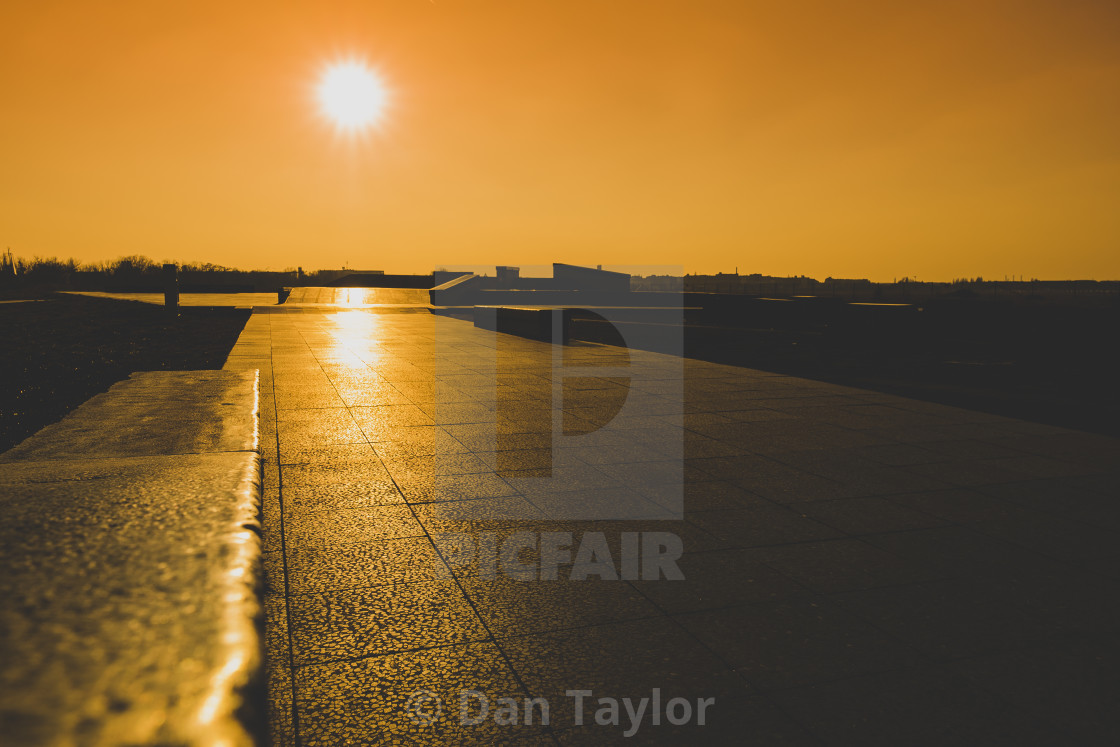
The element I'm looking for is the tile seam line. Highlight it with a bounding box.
[271,313,304,747]
[289,607,708,669]
[311,312,561,745]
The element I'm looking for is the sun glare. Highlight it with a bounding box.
[317,61,387,131]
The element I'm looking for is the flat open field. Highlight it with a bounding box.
[0,292,250,452]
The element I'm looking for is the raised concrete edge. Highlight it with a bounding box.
[0,370,263,746]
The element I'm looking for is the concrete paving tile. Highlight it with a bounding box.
[947,636,1120,742]
[614,394,684,417]
[275,392,345,410]
[674,598,920,690]
[988,419,1078,436]
[277,418,367,446]
[969,507,1120,566]
[686,421,798,448]
[713,408,800,424]
[267,361,328,372]
[985,454,1100,480]
[431,402,502,425]
[684,503,842,548]
[264,592,291,666]
[232,310,1120,745]
[487,430,556,450]
[284,505,425,546]
[382,451,493,477]
[831,578,1059,660]
[749,538,945,593]
[267,659,297,747]
[386,380,436,403]
[798,496,950,534]
[976,569,1120,636]
[630,480,687,512]
[919,438,1031,461]
[596,461,684,488]
[350,403,436,430]
[884,400,1004,421]
[1063,472,1120,495]
[889,488,1020,524]
[500,618,745,736]
[335,386,414,408]
[903,458,1035,486]
[277,441,379,466]
[690,454,858,502]
[289,580,488,665]
[412,496,549,522]
[261,496,285,555]
[526,487,675,521]
[438,519,721,564]
[402,521,542,553]
[601,426,684,459]
[631,546,809,613]
[678,411,740,430]
[783,404,942,430]
[282,479,406,512]
[767,666,1050,747]
[756,425,893,453]
[862,525,1066,581]
[991,431,1120,470]
[684,480,758,512]
[293,642,546,745]
[979,479,1120,530]
[276,407,356,426]
[395,471,519,503]
[682,433,747,459]
[689,453,798,482]
[286,537,451,594]
[281,459,392,484]
[482,447,581,471]
[556,693,823,745]
[768,450,952,495]
[932,422,1035,440]
[366,425,467,454]
[505,466,626,496]
[464,577,662,636]
[262,551,287,598]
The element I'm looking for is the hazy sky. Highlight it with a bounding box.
[3,0,1119,280]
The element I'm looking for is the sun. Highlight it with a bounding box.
[317,61,388,131]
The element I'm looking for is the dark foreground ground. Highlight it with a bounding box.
[0,292,250,452]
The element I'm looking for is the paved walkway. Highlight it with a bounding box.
[223,307,1120,745]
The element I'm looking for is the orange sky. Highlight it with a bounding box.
[3,0,1119,281]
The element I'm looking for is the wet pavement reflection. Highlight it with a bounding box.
[225,306,1120,745]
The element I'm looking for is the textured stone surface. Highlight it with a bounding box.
[0,370,261,746]
[230,308,1120,744]
[0,370,258,461]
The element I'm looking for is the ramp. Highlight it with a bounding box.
[280,287,431,306]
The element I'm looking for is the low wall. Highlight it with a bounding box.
[473,306,572,343]
[0,370,263,746]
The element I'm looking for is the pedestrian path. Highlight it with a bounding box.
[223,307,1120,745]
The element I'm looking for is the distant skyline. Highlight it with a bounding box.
[3,1,1119,282]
